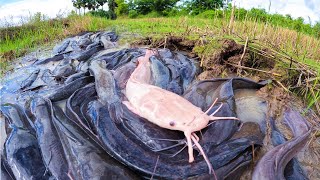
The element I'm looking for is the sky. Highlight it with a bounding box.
[0,0,74,26]
[234,0,320,25]
[0,0,319,26]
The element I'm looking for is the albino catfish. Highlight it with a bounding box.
[123,49,238,176]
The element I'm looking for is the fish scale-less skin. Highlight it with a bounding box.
[1,104,50,180]
[31,98,69,180]
[124,49,239,176]
[252,130,310,180]
[52,104,139,180]
[252,108,311,180]
[126,81,206,131]
[125,50,209,132]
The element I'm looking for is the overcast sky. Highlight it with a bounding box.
[0,0,319,26]
[234,0,320,25]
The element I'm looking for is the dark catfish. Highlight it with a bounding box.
[1,155,16,180]
[283,107,310,136]
[52,39,70,55]
[66,83,97,132]
[70,43,103,62]
[52,103,139,179]
[43,76,94,101]
[64,71,89,84]
[89,60,119,105]
[1,104,50,180]
[175,53,198,90]
[113,61,136,90]
[19,69,40,90]
[153,49,198,94]
[30,98,70,180]
[93,48,143,70]
[270,118,309,180]
[52,59,76,79]
[1,66,40,95]
[112,49,143,70]
[149,55,170,89]
[94,48,121,68]
[252,110,311,180]
[34,54,64,65]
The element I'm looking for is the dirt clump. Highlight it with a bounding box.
[220,40,275,71]
[244,48,275,69]
[220,39,244,62]
[132,36,277,81]
[197,66,226,80]
[131,36,198,57]
[202,39,277,82]
[198,39,243,68]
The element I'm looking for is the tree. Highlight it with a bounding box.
[72,0,109,14]
[96,0,108,10]
[108,0,117,19]
[115,0,129,16]
[185,0,224,15]
[85,0,99,10]
[130,0,179,15]
[72,0,84,14]
[314,21,320,38]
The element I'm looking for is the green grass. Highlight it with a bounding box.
[0,14,319,114]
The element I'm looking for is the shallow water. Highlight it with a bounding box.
[235,89,267,131]
[237,86,320,180]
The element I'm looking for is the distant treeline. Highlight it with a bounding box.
[72,0,320,38]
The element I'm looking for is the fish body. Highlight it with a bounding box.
[1,104,50,180]
[126,81,209,132]
[252,108,311,180]
[252,130,310,180]
[125,50,209,133]
[124,49,237,176]
[31,98,70,180]
[52,103,139,180]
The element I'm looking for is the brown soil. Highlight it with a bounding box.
[130,36,199,58]
[199,39,246,70]
[131,36,277,81]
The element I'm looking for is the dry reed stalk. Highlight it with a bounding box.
[226,62,282,77]
[228,3,235,35]
[306,81,320,115]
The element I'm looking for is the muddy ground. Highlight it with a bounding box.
[132,36,320,179]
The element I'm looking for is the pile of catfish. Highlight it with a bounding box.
[0,31,311,179]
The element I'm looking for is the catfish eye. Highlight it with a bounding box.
[169,121,175,126]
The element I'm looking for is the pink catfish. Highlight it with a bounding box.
[123,49,238,176]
